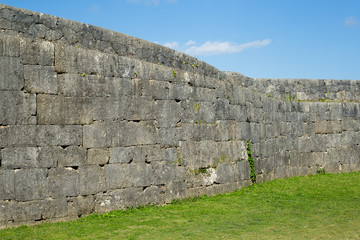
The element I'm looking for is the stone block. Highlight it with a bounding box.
[110,147,136,164]
[0,56,24,90]
[24,65,57,94]
[15,169,48,201]
[315,120,342,134]
[152,162,174,185]
[164,181,187,202]
[79,165,106,195]
[342,119,360,131]
[38,146,60,168]
[20,38,54,66]
[0,126,36,148]
[58,73,109,97]
[58,146,87,167]
[48,168,79,198]
[342,103,359,117]
[141,185,165,205]
[37,95,94,125]
[125,96,156,121]
[1,147,38,169]
[41,198,68,220]
[215,162,235,184]
[55,44,103,74]
[105,163,153,189]
[0,34,20,57]
[0,91,36,125]
[88,148,110,165]
[155,100,181,128]
[36,125,83,146]
[109,120,158,147]
[0,170,15,200]
[83,121,110,148]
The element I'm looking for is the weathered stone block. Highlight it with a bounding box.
[152,162,174,185]
[0,126,36,148]
[105,163,153,189]
[83,121,110,148]
[58,146,87,167]
[0,91,36,125]
[315,120,342,134]
[0,170,15,200]
[54,44,103,74]
[37,95,94,125]
[24,65,57,94]
[79,165,106,195]
[0,34,20,57]
[58,74,109,97]
[215,162,235,184]
[20,38,54,66]
[109,120,158,147]
[156,100,181,128]
[41,198,68,220]
[48,168,79,198]
[15,169,48,201]
[0,56,23,90]
[38,146,60,168]
[1,147,38,169]
[36,125,83,146]
[88,148,110,165]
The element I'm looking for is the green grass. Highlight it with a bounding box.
[1,172,360,239]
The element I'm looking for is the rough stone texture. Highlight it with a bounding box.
[0,4,359,229]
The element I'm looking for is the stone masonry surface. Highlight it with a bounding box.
[0,4,359,228]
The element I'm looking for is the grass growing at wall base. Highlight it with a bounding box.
[1,172,360,239]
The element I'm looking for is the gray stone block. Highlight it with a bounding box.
[24,65,57,94]
[342,103,359,117]
[156,100,181,128]
[20,38,54,66]
[48,168,79,198]
[41,198,68,220]
[0,170,15,200]
[109,120,158,147]
[0,34,20,57]
[58,74,109,97]
[152,162,174,185]
[1,147,38,169]
[37,95,94,125]
[83,121,110,148]
[38,146,60,168]
[15,169,48,201]
[36,125,83,146]
[1,101,26,130]
[58,146,87,167]
[79,165,106,195]
[215,162,235,184]
[54,44,103,74]
[0,91,36,125]
[88,148,109,165]
[0,56,23,90]
[105,163,153,189]
[315,120,342,134]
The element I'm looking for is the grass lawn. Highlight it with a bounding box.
[1,171,360,239]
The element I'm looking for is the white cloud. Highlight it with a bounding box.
[185,40,196,46]
[163,41,179,49]
[185,39,271,56]
[345,16,359,27]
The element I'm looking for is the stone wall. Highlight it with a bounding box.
[0,4,359,228]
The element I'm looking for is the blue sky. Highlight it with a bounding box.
[2,0,360,80]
